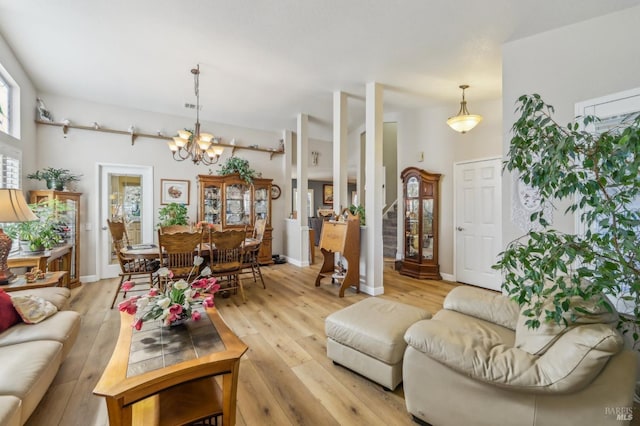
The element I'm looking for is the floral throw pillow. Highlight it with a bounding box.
[11,295,58,324]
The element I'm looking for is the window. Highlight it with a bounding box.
[0,143,21,189]
[0,73,9,134]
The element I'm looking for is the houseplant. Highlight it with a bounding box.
[218,157,256,184]
[27,167,82,191]
[158,202,189,227]
[4,200,68,252]
[494,94,640,342]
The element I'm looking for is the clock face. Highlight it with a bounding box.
[270,184,281,200]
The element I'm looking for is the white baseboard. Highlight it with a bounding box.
[359,279,385,296]
[80,274,99,283]
[283,256,309,267]
[441,272,455,282]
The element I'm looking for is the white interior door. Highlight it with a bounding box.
[97,164,153,279]
[454,158,502,291]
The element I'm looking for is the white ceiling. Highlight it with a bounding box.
[1,0,639,139]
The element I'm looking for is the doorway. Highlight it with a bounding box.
[454,158,502,291]
[97,164,154,279]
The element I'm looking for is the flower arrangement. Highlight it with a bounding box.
[118,256,220,330]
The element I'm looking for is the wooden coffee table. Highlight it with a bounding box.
[93,306,247,426]
[0,271,68,292]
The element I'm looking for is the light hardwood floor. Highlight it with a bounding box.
[25,258,458,426]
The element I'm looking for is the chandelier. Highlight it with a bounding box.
[168,64,224,165]
[446,84,483,134]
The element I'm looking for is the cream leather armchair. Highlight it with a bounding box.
[403,286,637,426]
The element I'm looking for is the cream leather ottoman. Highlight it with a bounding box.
[325,297,431,390]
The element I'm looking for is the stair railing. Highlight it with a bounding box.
[382,198,398,219]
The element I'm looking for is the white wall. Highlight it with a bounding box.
[33,93,287,277]
[502,5,640,246]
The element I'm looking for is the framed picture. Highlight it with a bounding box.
[323,184,333,205]
[160,179,190,205]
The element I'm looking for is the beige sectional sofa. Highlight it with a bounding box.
[403,286,637,426]
[0,287,80,426]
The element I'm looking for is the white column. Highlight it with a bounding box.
[364,82,384,295]
[333,91,348,213]
[296,113,310,266]
[282,129,293,218]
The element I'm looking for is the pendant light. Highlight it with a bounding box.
[446,84,482,134]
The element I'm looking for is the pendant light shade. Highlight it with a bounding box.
[447,85,482,134]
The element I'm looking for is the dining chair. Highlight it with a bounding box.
[240,218,267,288]
[208,229,247,302]
[157,229,204,285]
[107,220,159,309]
[159,224,193,234]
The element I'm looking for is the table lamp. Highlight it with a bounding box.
[0,189,37,284]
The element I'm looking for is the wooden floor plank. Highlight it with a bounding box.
[25,258,460,426]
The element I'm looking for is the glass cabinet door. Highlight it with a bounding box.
[422,198,434,260]
[203,184,222,224]
[253,185,269,222]
[405,176,420,260]
[226,183,251,226]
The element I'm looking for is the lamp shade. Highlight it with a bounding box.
[447,84,482,134]
[446,114,483,133]
[0,189,37,222]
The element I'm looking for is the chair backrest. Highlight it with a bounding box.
[107,219,130,247]
[158,230,203,279]
[253,218,267,242]
[160,224,193,234]
[210,230,245,267]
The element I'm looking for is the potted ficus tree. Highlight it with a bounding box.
[494,94,640,346]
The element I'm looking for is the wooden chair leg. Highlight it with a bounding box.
[237,274,246,302]
[110,276,126,309]
[254,261,266,289]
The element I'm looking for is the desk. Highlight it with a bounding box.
[8,244,73,287]
[0,271,68,292]
[94,307,247,426]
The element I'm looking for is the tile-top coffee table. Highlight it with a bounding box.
[93,306,247,426]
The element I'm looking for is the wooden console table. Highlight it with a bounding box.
[94,307,247,426]
[8,244,73,287]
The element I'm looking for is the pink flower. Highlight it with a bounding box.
[118,298,139,315]
[207,282,221,294]
[169,304,183,315]
[191,278,208,289]
[203,295,215,308]
[121,281,135,291]
[191,311,201,321]
[193,291,201,299]
[132,318,143,330]
[148,288,159,296]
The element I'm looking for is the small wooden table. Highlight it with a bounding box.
[0,271,68,292]
[93,307,247,426]
[7,244,73,287]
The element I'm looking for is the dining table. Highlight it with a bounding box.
[120,238,260,261]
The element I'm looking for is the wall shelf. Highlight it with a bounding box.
[35,120,285,158]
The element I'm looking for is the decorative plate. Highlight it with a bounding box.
[271,184,281,200]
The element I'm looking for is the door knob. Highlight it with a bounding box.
[102,226,108,230]
[456,226,464,231]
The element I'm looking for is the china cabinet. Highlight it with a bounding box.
[197,174,273,264]
[29,190,82,287]
[400,167,441,280]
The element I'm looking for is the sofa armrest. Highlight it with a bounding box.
[443,286,519,330]
[404,319,622,394]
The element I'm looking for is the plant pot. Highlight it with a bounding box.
[19,240,45,254]
[46,179,64,191]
